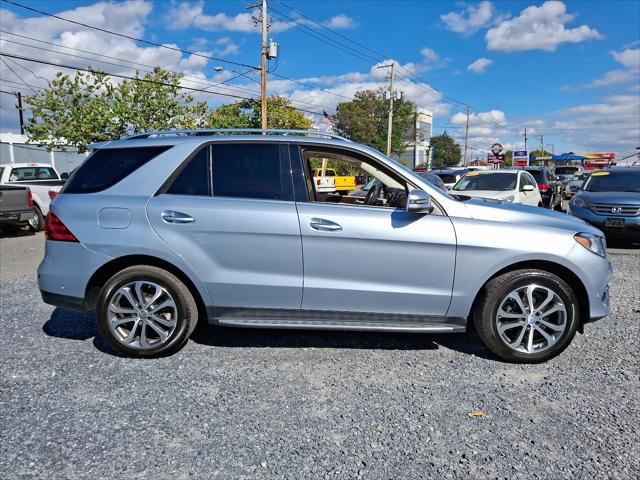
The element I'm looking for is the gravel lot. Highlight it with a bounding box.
[1,234,639,479]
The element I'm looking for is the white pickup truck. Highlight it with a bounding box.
[0,163,67,231]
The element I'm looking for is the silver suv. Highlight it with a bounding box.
[38,130,612,363]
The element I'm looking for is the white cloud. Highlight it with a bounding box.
[611,48,640,70]
[213,37,240,57]
[441,1,494,35]
[324,14,357,29]
[420,48,439,62]
[467,58,493,74]
[486,1,602,53]
[166,1,356,34]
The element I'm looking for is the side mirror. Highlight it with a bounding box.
[60,172,69,180]
[406,189,433,214]
[522,184,535,192]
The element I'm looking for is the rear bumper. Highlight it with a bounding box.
[0,208,33,224]
[40,290,91,312]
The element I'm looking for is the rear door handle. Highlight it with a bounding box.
[309,217,342,232]
[161,210,195,224]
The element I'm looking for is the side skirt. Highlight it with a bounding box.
[207,307,467,333]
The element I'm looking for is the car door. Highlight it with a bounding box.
[291,144,457,317]
[147,142,303,310]
[519,173,540,206]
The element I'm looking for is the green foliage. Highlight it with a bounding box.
[202,96,312,130]
[335,89,415,156]
[23,67,311,152]
[431,132,462,167]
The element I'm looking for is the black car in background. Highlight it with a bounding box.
[511,166,563,210]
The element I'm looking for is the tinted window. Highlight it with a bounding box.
[212,143,288,200]
[582,171,640,193]
[10,166,58,181]
[63,146,170,194]
[454,173,517,191]
[555,166,579,175]
[167,147,211,196]
[527,170,544,183]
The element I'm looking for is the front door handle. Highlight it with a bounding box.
[310,217,342,232]
[161,210,195,224]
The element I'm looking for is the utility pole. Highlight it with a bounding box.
[538,134,544,155]
[523,127,527,151]
[260,0,268,130]
[463,105,470,165]
[377,62,395,157]
[16,92,24,135]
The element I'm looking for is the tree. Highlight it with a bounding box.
[23,66,311,152]
[430,132,462,167]
[335,89,415,156]
[202,96,312,130]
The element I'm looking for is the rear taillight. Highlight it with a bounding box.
[45,213,78,242]
[27,189,33,207]
[538,184,549,191]
[48,190,58,200]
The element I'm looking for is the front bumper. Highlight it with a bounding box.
[567,205,640,240]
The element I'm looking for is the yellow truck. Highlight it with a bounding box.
[312,168,358,194]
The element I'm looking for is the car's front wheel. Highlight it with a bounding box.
[474,269,579,363]
[96,265,199,358]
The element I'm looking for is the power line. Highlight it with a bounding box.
[0,0,259,71]
[0,57,36,93]
[0,52,336,118]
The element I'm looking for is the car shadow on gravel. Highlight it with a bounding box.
[191,323,497,360]
[43,308,499,361]
[42,308,114,355]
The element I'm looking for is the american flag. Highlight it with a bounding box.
[323,110,336,126]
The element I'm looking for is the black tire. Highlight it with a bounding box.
[96,265,199,358]
[27,205,44,233]
[474,269,579,363]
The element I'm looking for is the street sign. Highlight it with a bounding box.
[490,143,503,156]
[513,150,528,167]
[487,154,505,164]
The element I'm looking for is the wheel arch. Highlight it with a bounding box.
[85,254,208,320]
[469,260,590,331]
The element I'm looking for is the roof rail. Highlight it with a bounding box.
[124,129,353,143]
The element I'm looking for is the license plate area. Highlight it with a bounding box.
[605,217,625,227]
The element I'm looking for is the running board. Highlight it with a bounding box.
[215,315,466,333]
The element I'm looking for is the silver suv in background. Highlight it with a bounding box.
[39,130,612,363]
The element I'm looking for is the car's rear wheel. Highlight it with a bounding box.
[28,206,44,232]
[474,269,579,363]
[96,265,198,357]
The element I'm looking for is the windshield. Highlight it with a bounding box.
[555,167,579,175]
[453,173,517,191]
[582,171,640,193]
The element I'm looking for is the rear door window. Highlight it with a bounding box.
[63,146,170,193]
[211,143,292,201]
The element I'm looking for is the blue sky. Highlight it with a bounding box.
[1,0,639,157]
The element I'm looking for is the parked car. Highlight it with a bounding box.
[0,184,35,233]
[568,168,640,242]
[0,163,66,231]
[311,167,357,194]
[554,165,584,183]
[413,172,447,191]
[450,170,542,206]
[511,166,563,210]
[429,168,469,190]
[39,129,612,363]
[564,172,589,199]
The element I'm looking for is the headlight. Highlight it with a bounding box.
[574,233,607,257]
[503,195,515,203]
[572,197,590,207]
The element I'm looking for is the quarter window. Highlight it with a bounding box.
[167,147,211,196]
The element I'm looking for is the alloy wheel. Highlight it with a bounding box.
[28,211,40,230]
[107,280,178,350]
[495,284,567,354]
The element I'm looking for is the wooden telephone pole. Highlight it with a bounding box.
[377,62,395,157]
[260,0,268,129]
